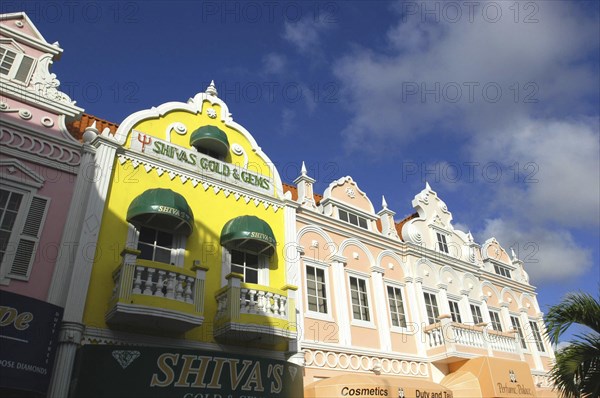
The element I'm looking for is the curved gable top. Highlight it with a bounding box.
[321,176,375,215]
[112,82,284,198]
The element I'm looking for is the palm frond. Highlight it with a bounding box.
[544,292,600,346]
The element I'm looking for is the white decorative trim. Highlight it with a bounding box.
[0,159,45,187]
[0,126,81,166]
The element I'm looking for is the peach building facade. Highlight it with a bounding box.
[286,167,556,397]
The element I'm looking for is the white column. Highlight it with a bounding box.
[48,136,119,398]
[480,297,492,325]
[410,276,427,356]
[436,283,450,316]
[371,266,391,351]
[460,289,474,324]
[284,200,303,365]
[47,140,96,306]
[480,297,493,356]
[331,256,351,346]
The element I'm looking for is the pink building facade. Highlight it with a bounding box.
[0,12,93,397]
[287,167,557,397]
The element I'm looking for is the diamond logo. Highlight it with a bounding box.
[112,350,141,369]
[288,366,297,381]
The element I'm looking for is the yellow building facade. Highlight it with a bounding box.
[48,83,303,398]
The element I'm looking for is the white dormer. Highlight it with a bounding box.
[401,183,475,262]
[320,176,377,232]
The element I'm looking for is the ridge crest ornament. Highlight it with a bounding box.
[112,350,141,369]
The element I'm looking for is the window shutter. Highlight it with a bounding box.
[8,196,49,279]
[14,55,35,83]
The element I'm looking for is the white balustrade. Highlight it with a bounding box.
[425,322,518,353]
[216,284,288,320]
[116,264,196,304]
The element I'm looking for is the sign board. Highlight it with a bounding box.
[70,344,303,398]
[0,290,63,394]
[130,131,274,195]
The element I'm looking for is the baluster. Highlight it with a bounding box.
[240,288,248,313]
[184,277,194,303]
[257,291,265,312]
[155,271,165,297]
[249,290,257,313]
[132,267,143,294]
[143,268,155,295]
[279,296,286,316]
[274,295,281,315]
[268,292,276,314]
[176,275,185,301]
[166,273,175,299]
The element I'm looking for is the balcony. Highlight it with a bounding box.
[106,251,207,332]
[424,315,522,363]
[214,273,297,345]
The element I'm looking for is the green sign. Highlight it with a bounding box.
[70,345,303,398]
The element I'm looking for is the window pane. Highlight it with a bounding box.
[139,227,155,244]
[1,211,17,230]
[318,298,327,313]
[316,268,325,283]
[156,230,172,247]
[231,264,244,275]
[246,269,258,284]
[348,213,358,225]
[7,193,22,211]
[358,217,368,229]
[339,210,348,222]
[138,242,154,260]
[0,190,9,207]
[154,247,171,264]
[231,250,244,265]
[245,253,259,269]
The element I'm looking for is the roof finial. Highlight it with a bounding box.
[511,247,517,260]
[82,121,99,143]
[301,161,307,175]
[382,195,388,209]
[425,181,431,191]
[206,80,218,96]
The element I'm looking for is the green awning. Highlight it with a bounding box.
[126,189,194,236]
[220,215,276,255]
[189,126,229,157]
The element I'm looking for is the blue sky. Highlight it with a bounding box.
[4,1,598,340]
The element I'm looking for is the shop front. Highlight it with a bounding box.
[304,373,453,398]
[70,344,303,398]
[0,290,63,397]
[440,357,553,398]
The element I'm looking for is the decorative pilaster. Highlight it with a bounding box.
[409,276,427,356]
[371,266,391,351]
[47,133,119,398]
[47,123,98,306]
[520,308,544,370]
[459,289,474,324]
[47,322,84,398]
[293,161,317,210]
[331,255,351,345]
[436,283,450,316]
[377,196,400,240]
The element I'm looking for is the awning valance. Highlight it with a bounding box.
[220,215,276,255]
[304,374,452,398]
[126,189,194,236]
[189,125,229,157]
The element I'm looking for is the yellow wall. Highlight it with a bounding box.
[82,101,287,349]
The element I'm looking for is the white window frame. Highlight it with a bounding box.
[423,290,440,325]
[470,303,484,325]
[448,298,462,323]
[488,309,503,331]
[0,180,48,284]
[129,223,186,267]
[510,314,528,351]
[0,45,36,85]
[221,246,269,287]
[386,283,408,331]
[436,232,449,254]
[528,319,546,353]
[493,263,512,278]
[304,259,333,321]
[347,270,374,328]
[338,208,369,230]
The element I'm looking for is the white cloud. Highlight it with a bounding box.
[283,17,331,54]
[479,218,592,282]
[262,53,287,75]
[332,1,599,151]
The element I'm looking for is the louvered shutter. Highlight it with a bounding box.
[13,55,35,83]
[8,196,49,279]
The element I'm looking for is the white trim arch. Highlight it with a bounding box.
[337,238,376,268]
[481,281,502,304]
[376,250,410,278]
[296,225,337,261]
[460,272,481,299]
[439,265,462,295]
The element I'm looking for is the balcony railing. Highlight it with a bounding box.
[424,315,522,362]
[213,273,297,345]
[106,249,207,332]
